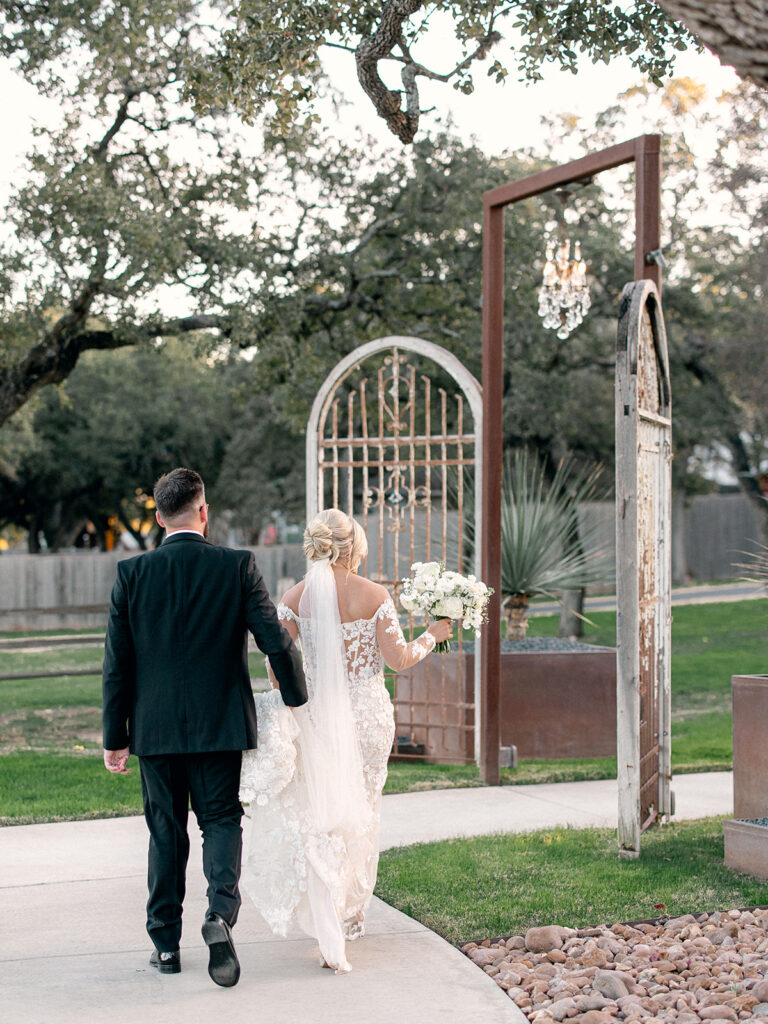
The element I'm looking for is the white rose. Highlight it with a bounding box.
[434,597,463,620]
[400,593,418,611]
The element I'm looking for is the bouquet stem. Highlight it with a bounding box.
[434,639,451,654]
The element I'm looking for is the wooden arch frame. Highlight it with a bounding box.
[479,135,662,784]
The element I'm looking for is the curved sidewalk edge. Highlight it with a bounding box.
[379,771,734,850]
[0,813,524,1024]
[0,773,731,1023]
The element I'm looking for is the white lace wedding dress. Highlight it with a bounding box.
[240,591,436,973]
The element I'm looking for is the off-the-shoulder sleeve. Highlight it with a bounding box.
[277,603,299,624]
[375,598,436,671]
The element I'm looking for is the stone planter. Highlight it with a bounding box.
[723,675,768,880]
[724,819,768,881]
[400,640,616,763]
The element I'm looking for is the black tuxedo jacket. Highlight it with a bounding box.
[102,532,307,756]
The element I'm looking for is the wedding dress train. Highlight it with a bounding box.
[240,565,436,973]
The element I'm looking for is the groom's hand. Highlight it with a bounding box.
[104,747,132,774]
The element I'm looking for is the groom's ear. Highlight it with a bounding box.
[155,510,166,529]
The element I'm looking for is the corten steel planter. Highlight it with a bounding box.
[403,646,617,763]
[724,675,768,880]
[724,819,768,881]
[732,675,768,819]
[496,649,617,759]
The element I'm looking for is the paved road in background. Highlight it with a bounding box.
[0,581,763,651]
[531,580,764,616]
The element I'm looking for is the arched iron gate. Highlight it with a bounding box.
[306,336,483,764]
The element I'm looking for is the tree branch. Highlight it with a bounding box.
[355,0,426,144]
[0,313,231,428]
[91,87,142,162]
[356,1,502,143]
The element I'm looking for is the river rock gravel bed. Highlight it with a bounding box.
[460,910,768,1023]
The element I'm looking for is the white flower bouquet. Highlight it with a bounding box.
[399,561,493,653]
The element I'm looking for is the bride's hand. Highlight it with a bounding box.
[427,618,453,643]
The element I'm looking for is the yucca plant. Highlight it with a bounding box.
[499,450,612,639]
[736,541,768,594]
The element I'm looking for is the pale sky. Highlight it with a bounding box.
[0,28,740,208]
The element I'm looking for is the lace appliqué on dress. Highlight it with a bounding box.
[240,688,299,806]
[242,594,435,968]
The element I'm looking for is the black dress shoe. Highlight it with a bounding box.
[149,949,181,974]
[201,913,240,988]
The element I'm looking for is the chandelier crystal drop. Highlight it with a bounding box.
[537,237,591,340]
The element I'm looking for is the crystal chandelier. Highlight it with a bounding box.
[538,191,591,340]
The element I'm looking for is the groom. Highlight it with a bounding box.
[102,467,307,987]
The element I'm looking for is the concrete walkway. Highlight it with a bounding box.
[1,773,734,1024]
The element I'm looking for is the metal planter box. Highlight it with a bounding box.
[724,675,768,880]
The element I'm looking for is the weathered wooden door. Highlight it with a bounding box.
[615,281,673,857]
[306,336,484,764]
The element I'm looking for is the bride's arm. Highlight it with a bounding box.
[375,599,452,671]
[267,604,300,689]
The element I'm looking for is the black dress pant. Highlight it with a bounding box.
[138,750,243,952]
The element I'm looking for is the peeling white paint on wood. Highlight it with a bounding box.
[615,281,673,857]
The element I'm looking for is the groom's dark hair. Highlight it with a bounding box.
[154,468,204,520]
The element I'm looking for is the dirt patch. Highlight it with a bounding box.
[0,706,102,753]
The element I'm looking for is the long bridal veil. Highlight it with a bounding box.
[241,558,375,973]
[295,560,371,834]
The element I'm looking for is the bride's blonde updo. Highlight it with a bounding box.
[303,508,367,567]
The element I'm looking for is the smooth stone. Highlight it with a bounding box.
[548,949,568,964]
[571,1012,617,1024]
[527,926,565,953]
[593,972,629,1000]
[597,936,625,955]
[698,1007,738,1021]
[549,997,578,1021]
[654,960,678,972]
[534,963,558,979]
[580,949,611,968]
[576,995,611,1011]
[752,980,768,1002]
[711,925,739,944]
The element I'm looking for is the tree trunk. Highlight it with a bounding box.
[27,517,42,553]
[504,593,530,640]
[655,1,768,89]
[557,589,585,639]
[725,431,768,546]
[117,515,148,551]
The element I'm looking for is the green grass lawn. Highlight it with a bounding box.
[375,817,768,942]
[0,599,764,823]
[0,751,143,825]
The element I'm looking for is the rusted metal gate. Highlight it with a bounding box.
[615,280,673,857]
[306,336,484,764]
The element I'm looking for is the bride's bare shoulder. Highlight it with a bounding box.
[279,580,305,615]
[354,577,393,617]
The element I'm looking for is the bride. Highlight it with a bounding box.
[240,508,452,974]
